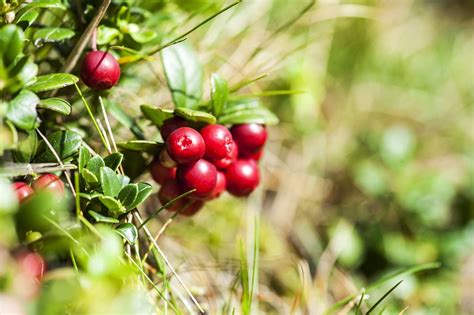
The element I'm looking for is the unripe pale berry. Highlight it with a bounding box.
[80,51,121,90]
[231,124,267,154]
[177,159,217,199]
[166,127,205,164]
[17,252,45,281]
[12,182,34,203]
[149,158,176,185]
[208,171,226,199]
[32,174,64,196]
[200,124,234,160]
[160,117,189,141]
[211,140,238,170]
[225,159,260,197]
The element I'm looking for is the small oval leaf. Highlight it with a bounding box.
[115,223,138,244]
[99,195,123,211]
[117,140,163,154]
[211,73,228,117]
[27,73,79,93]
[35,130,82,162]
[38,98,71,115]
[140,105,174,127]
[103,153,123,171]
[175,107,216,124]
[128,182,153,209]
[81,168,98,185]
[33,27,74,45]
[100,167,121,197]
[6,90,40,130]
[118,184,139,210]
[88,210,119,223]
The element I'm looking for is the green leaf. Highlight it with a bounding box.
[211,73,228,117]
[103,153,123,171]
[161,42,203,108]
[15,0,66,20]
[115,223,138,244]
[78,192,101,200]
[130,29,157,44]
[100,167,121,197]
[12,130,38,163]
[15,10,39,29]
[140,105,174,127]
[218,107,279,125]
[99,195,123,211]
[117,140,163,154]
[78,147,91,173]
[175,107,216,124]
[117,184,138,210]
[35,130,82,162]
[97,25,121,45]
[27,73,79,93]
[0,25,25,65]
[86,155,105,179]
[38,98,71,115]
[81,168,98,185]
[222,98,260,116]
[104,99,144,140]
[88,210,119,223]
[6,90,39,130]
[128,182,153,209]
[33,27,74,45]
[117,174,130,189]
[16,61,38,87]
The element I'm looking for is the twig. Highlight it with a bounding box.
[36,129,76,198]
[133,211,205,314]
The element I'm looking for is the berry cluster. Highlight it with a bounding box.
[12,174,65,203]
[150,119,267,216]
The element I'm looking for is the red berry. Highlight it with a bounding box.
[149,158,176,185]
[231,124,267,154]
[160,117,189,140]
[208,171,226,199]
[225,160,260,197]
[32,174,64,195]
[240,148,263,161]
[18,252,45,281]
[177,159,217,199]
[158,180,187,211]
[12,182,34,203]
[211,140,238,170]
[200,124,234,160]
[180,199,204,216]
[166,127,205,164]
[80,51,121,90]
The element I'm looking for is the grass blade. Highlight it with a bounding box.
[365,280,403,315]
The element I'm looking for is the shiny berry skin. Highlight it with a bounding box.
[208,171,226,199]
[211,140,238,170]
[231,124,267,154]
[158,180,186,211]
[166,127,205,164]
[240,148,263,161]
[200,124,234,160]
[17,252,45,281]
[80,51,121,90]
[225,160,260,197]
[181,199,204,216]
[32,174,64,195]
[12,182,34,203]
[177,159,217,199]
[149,158,176,185]
[160,117,189,141]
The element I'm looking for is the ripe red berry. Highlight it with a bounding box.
[17,252,45,281]
[160,117,189,141]
[200,124,234,160]
[208,171,226,199]
[231,124,267,154]
[225,159,260,197]
[180,199,204,216]
[177,159,217,199]
[32,174,64,196]
[211,140,238,170]
[166,127,205,164]
[158,180,186,211]
[149,158,176,185]
[240,148,263,161]
[12,182,34,203]
[80,51,121,90]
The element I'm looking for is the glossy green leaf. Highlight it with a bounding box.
[0,25,25,65]
[97,25,121,45]
[100,167,121,197]
[27,73,79,93]
[140,105,174,127]
[117,140,163,154]
[86,155,105,179]
[15,0,66,20]
[115,223,138,244]
[117,174,131,189]
[128,182,153,209]
[99,195,123,211]
[222,98,260,116]
[211,73,228,117]
[118,184,138,210]
[6,90,39,130]
[161,42,203,108]
[81,168,98,185]
[16,61,38,87]
[78,192,101,200]
[130,29,157,44]
[88,210,119,224]
[38,98,71,115]
[104,153,123,171]
[12,130,38,163]
[175,107,216,124]
[15,10,39,29]
[33,27,74,45]
[78,147,91,173]
[218,107,279,125]
[35,130,82,162]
